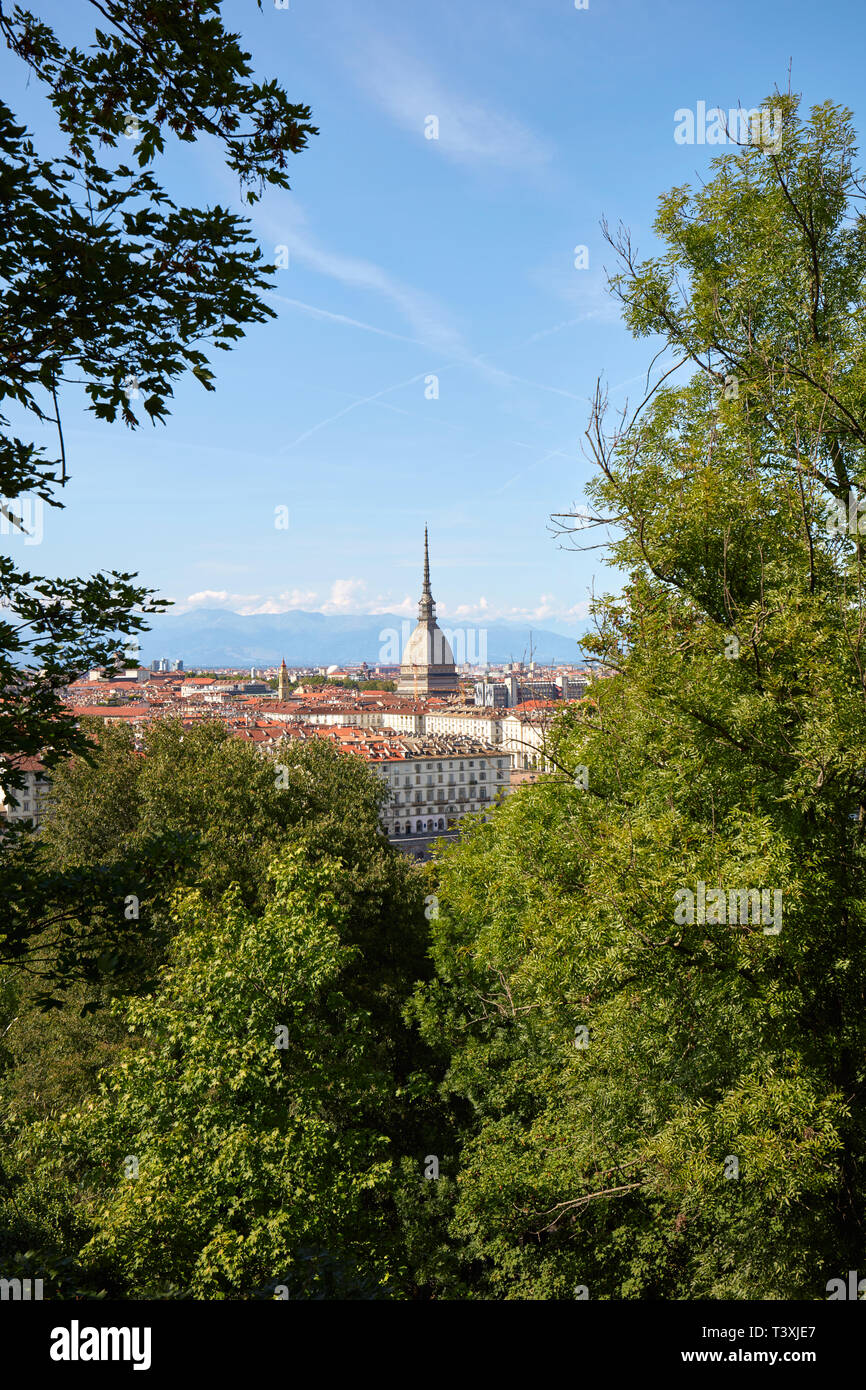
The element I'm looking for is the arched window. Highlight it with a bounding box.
[416,819,423,832]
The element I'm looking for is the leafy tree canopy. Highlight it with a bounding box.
[411,91,866,1299]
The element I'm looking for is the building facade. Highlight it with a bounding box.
[371,735,510,836]
[0,757,50,827]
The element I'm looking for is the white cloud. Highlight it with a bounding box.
[279,369,430,452]
[265,293,428,349]
[326,578,366,612]
[244,591,320,615]
[527,264,622,323]
[254,200,466,358]
[183,588,318,615]
[351,37,553,172]
[445,596,589,624]
[522,314,605,345]
[324,581,419,616]
[181,579,410,618]
[180,586,589,625]
[250,201,594,433]
[185,589,232,606]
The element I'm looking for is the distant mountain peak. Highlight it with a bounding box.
[137,608,584,667]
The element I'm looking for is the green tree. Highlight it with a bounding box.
[3,718,444,1147]
[412,91,866,1299]
[0,714,457,1297]
[0,0,315,978]
[3,844,443,1298]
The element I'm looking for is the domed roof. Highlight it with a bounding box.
[402,621,455,671]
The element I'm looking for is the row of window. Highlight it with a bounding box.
[395,769,506,786]
[385,758,506,777]
[400,770,503,786]
[389,815,497,836]
[392,819,448,834]
[392,787,492,804]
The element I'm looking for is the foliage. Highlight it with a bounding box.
[2,845,441,1298]
[0,0,314,977]
[410,91,866,1299]
[7,80,866,1303]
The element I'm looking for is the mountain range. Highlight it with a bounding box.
[134,608,585,668]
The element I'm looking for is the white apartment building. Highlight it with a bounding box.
[284,701,557,778]
[263,726,511,837]
[421,708,504,743]
[500,712,556,771]
[368,735,511,836]
[0,757,50,826]
[370,708,425,735]
[302,706,405,730]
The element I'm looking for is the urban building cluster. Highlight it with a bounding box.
[1,535,607,849]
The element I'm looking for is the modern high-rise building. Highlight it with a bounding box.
[396,529,460,698]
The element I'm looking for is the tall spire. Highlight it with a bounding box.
[396,525,459,696]
[418,524,435,622]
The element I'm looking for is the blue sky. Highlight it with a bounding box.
[3,0,865,637]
